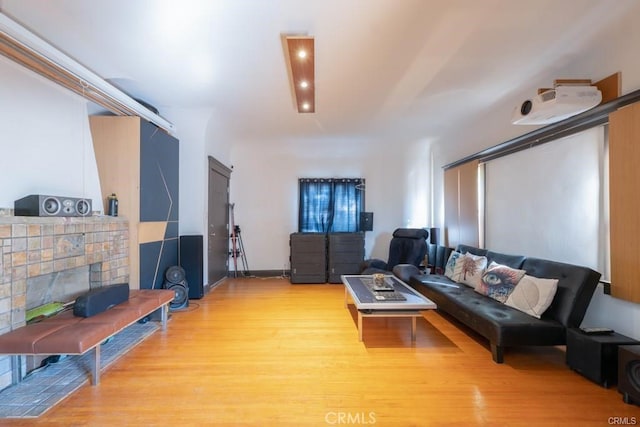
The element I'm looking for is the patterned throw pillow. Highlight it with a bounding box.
[444,251,461,280]
[454,253,488,287]
[505,275,559,318]
[475,262,526,303]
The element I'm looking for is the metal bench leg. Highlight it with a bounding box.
[92,344,101,385]
[11,355,22,385]
[161,304,168,331]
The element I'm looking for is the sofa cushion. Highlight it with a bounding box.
[505,275,558,318]
[444,251,462,280]
[520,257,600,327]
[454,253,488,288]
[475,262,526,303]
[457,244,488,258]
[485,251,526,269]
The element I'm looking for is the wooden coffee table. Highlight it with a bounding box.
[341,274,436,341]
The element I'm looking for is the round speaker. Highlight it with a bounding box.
[76,199,91,216]
[165,265,186,284]
[627,360,640,392]
[164,280,188,311]
[42,197,60,215]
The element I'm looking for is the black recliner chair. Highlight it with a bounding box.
[360,228,429,279]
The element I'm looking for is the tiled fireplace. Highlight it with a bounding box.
[0,215,129,389]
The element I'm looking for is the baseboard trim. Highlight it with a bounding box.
[227,270,289,278]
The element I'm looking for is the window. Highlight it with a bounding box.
[298,178,364,233]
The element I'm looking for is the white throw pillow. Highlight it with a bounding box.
[454,253,488,288]
[475,261,526,303]
[505,275,559,318]
[444,251,462,280]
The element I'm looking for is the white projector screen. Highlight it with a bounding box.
[484,126,607,276]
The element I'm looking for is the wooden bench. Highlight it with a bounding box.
[0,289,175,386]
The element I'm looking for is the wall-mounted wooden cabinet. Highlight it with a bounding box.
[90,116,179,290]
[609,103,640,303]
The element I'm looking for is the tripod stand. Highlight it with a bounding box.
[229,203,250,277]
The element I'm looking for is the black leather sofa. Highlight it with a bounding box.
[406,244,601,363]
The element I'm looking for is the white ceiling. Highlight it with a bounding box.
[2,0,638,151]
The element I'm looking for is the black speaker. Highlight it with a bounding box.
[164,265,189,311]
[618,345,640,406]
[15,194,92,217]
[73,283,130,317]
[566,328,639,388]
[165,265,186,284]
[164,280,189,311]
[359,212,373,231]
[429,227,440,245]
[179,235,204,299]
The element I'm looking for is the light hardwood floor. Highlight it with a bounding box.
[3,277,639,426]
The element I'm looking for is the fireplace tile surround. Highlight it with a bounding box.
[0,214,129,389]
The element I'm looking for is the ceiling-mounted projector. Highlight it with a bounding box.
[511,85,602,125]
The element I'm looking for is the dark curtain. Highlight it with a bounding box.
[299,178,364,233]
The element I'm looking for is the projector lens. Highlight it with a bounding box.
[521,100,533,115]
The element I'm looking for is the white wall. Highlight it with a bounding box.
[0,56,103,211]
[167,107,233,286]
[228,136,432,271]
[168,108,210,236]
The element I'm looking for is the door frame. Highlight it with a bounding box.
[207,156,232,287]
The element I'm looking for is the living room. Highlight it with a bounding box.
[1,0,640,425]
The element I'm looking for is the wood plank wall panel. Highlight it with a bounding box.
[444,167,460,247]
[595,72,622,104]
[444,160,479,248]
[91,116,180,290]
[90,116,141,288]
[458,160,480,247]
[138,222,168,244]
[609,103,640,303]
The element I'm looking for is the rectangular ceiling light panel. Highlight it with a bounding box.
[286,36,315,113]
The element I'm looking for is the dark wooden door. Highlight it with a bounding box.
[207,156,231,286]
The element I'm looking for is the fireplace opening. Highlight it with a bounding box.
[26,264,100,312]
